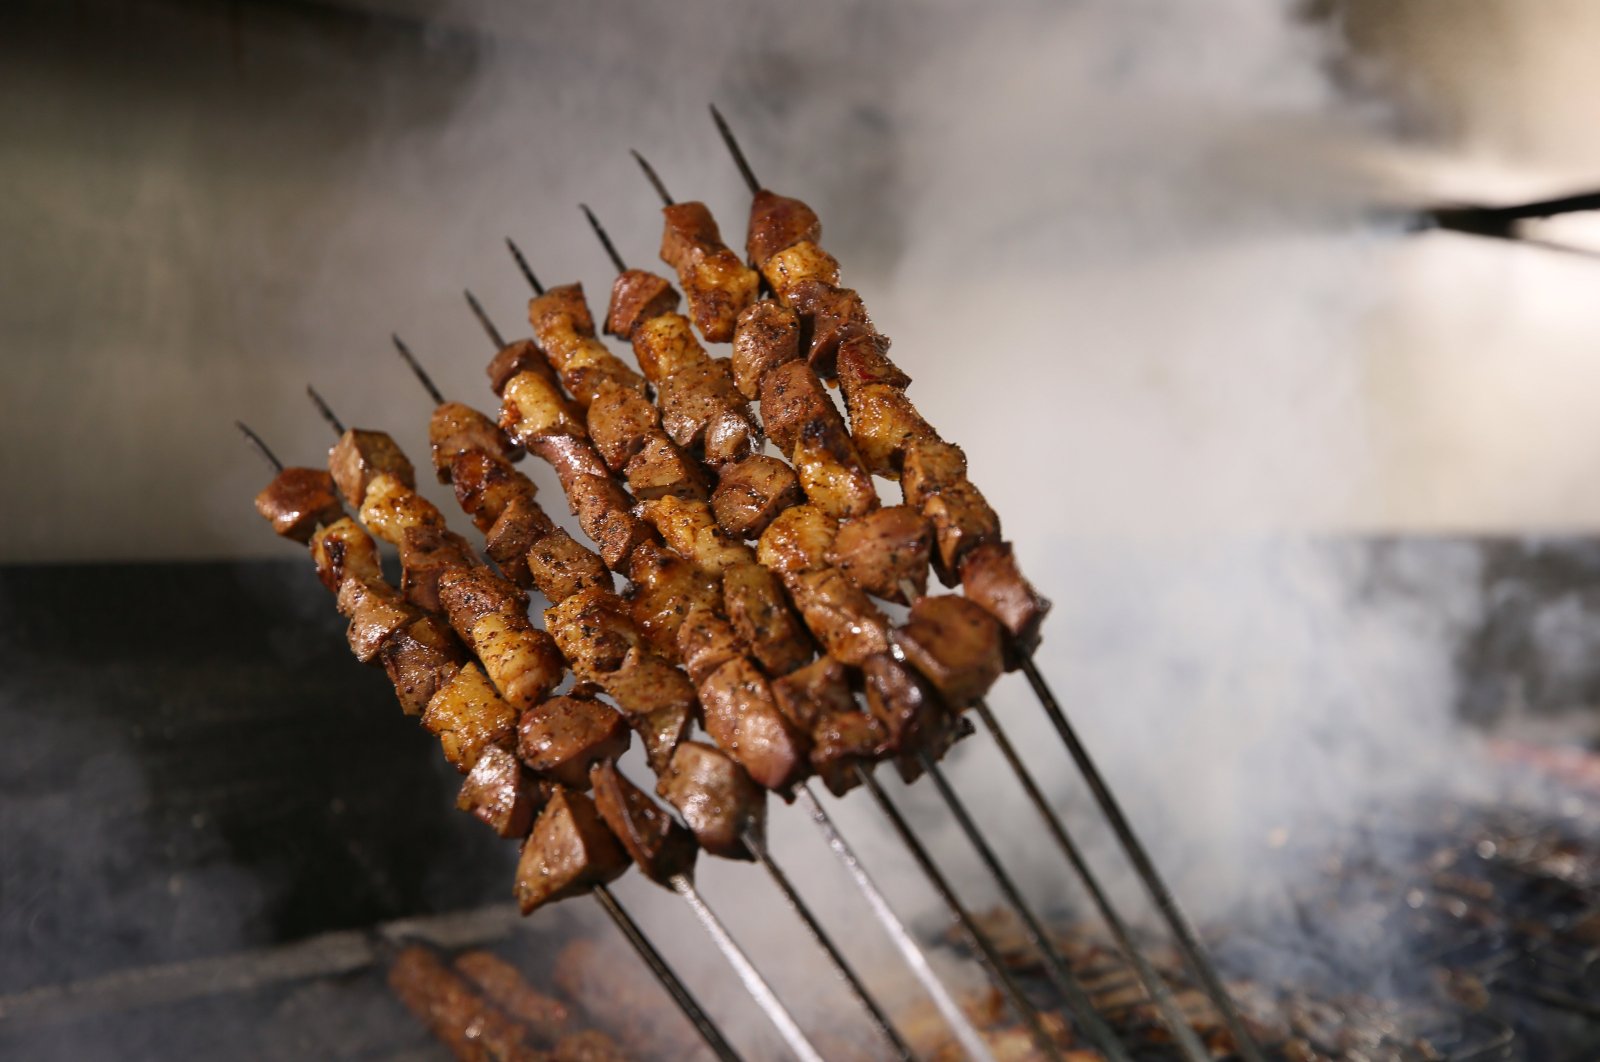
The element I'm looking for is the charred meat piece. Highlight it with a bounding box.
[677,608,745,686]
[529,435,610,493]
[388,945,541,1062]
[900,438,968,509]
[399,525,481,613]
[622,431,709,502]
[784,567,890,666]
[599,646,699,720]
[960,541,1051,663]
[338,576,414,663]
[731,300,802,400]
[526,527,614,604]
[514,788,629,914]
[626,541,721,654]
[771,655,855,732]
[604,268,681,340]
[829,505,933,604]
[631,702,693,777]
[590,760,697,884]
[657,357,753,453]
[358,472,445,546]
[811,709,888,798]
[381,615,469,716]
[456,745,548,838]
[452,950,573,1044]
[657,741,763,860]
[761,239,840,297]
[545,587,639,679]
[565,474,651,570]
[424,662,520,772]
[787,280,875,379]
[722,562,813,675]
[924,479,1002,582]
[310,516,382,592]
[451,449,539,534]
[699,656,810,794]
[758,360,839,458]
[484,495,556,589]
[658,201,759,343]
[792,418,880,521]
[255,466,344,543]
[500,371,588,449]
[438,569,564,710]
[637,496,754,576]
[528,283,647,409]
[630,312,709,385]
[845,383,939,479]
[329,428,416,511]
[711,455,802,539]
[861,651,949,757]
[757,504,839,576]
[835,332,911,395]
[585,381,659,473]
[703,408,760,468]
[517,695,631,789]
[488,338,561,397]
[894,595,1004,705]
[430,401,520,483]
[746,189,822,269]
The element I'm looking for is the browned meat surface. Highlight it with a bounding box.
[338,576,413,663]
[424,662,520,772]
[565,474,651,570]
[501,371,589,451]
[835,332,911,394]
[702,409,759,468]
[484,496,557,589]
[631,702,693,776]
[658,201,758,343]
[596,646,698,719]
[657,741,763,860]
[758,359,838,458]
[388,945,543,1062]
[712,454,802,539]
[514,788,629,914]
[545,587,639,679]
[382,614,469,716]
[792,419,879,520]
[900,437,969,508]
[637,496,754,575]
[861,651,950,758]
[527,283,647,409]
[399,525,481,613]
[761,239,840,296]
[771,654,854,731]
[309,516,381,592]
[677,608,745,686]
[517,695,631,789]
[255,466,344,543]
[626,542,721,654]
[452,450,539,534]
[622,431,709,502]
[553,940,699,1061]
[811,708,887,797]
[757,504,838,576]
[846,383,939,479]
[529,284,598,343]
[960,541,1051,662]
[784,567,890,665]
[924,479,1002,581]
[455,745,547,838]
[431,401,520,482]
[528,435,609,493]
[731,300,802,400]
[699,656,810,793]
[657,356,753,453]
[453,951,572,1044]
[746,189,821,269]
[585,381,658,473]
[895,595,1005,705]
[629,312,707,385]
[722,562,813,675]
[786,280,874,378]
[329,428,416,510]
[438,568,564,710]
[603,268,680,340]
[358,472,446,546]
[488,338,561,397]
[590,760,697,884]
[829,505,933,604]
[526,527,614,604]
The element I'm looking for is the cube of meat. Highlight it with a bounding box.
[329,428,416,511]
[309,516,381,593]
[845,384,939,479]
[450,449,538,534]
[483,495,556,589]
[604,268,681,340]
[960,541,1051,662]
[712,455,802,539]
[528,283,647,408]
[810,709,887,798]
[702,408,759,469]
[829,505,932,604]
[657,741,763,860]
[758,360,840,458]
[783,568,890,666]
[676,607,745,686]
[455,745,548,838]
[722,563,813,675]
[792,420,879,521]
[255,467,344,543]
[630,312,709,385]
[746,189,822,269]
[835,332,911,395]
[399,525,480,613]
[631,702,693,777]
[514,788,630,914]
[358,472,444,547]
[894,595,1004,705]
[757,504,839,576]
[523,527,613,605]
[462,614,564,711]
[900,438,969,509]
[787,281,875,379]
[761,240,841,300]
[567,474,652,570]
[517,695,631,789]
[731,300,802,400]
[529,283,599,346]
[861,651,948,755]
[924,479,1002,582]
[599,646,699,720]
[429,401,518,483]
[387,946,540,1062]
[586,380,659,473]
[545,587,640,678]
[381,615,468,716]
[437,564,528,623]
[623,431,709,502]
[424,662,520,772]
[528,435,609,494]
[636,496,755,576]
[658,357,753,452]
[487,338,561,397]
[590,760,697,885]
[626,541,721,654]
[337,576,413,663]
[501,370,590,454]
[452,950,572,1044]
[771,655,854,732]
[659,201,758,343]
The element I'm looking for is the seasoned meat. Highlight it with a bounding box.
[329,428,416,511]
[622,431,709,502]
[861,651,947,755]
[500,371,588,449]
[900,438,969,509]
[488,338,561,397]
[923,479,1002,581]
[309,516,381,593]
[517,695,631,789]
[771,655,854,732]
[590,760,697,885]
[358,472,445,546]
[526,527,614,604]
[636,496,754,576]
[811,709,887,798]
[658,201,758,343]
[484,495,556,589]
[388,945,541,1062]
[756,504,838,576]
[438,570,564,710]
[453,950,572,1044]
[894,595,1004,705]
[437,564,528,623]
[845,383,939,479]
[960,541,1051,662]
[783,567,890,665]
[835,332,911,395]
[601,646,699,719]
[792,419,879,521]
[399,525,480,613]
[255,466,343,543]
[626,541,721,654]
[761,240,841,301]
[629,312,708,385]
[657,357,753,452]
[657,741,763,860]
[604,268,681,340]
[702,408,760,468]
[529,284,598,344]
[722,562,813,675]
[566,474,651,570]
[338,576,413,663]
[545,587,639,679]
[746,189,822,269]
[529,435,610,493]
[676,608,745,686]
[786,281,874,378]
[431,401,519,483]
[829,505,932,604]
[758,360,838,459]
[456,745,547,838]
[631,703,693,777]
[528,283,647,409]
[514,788,629,914]
[452,449,539,534]
[711,455,802,539]
[424,662,520,772]
[381,615,468,716]
[731,300,802,400]
[585,381,659,473]
[700,657,811,793]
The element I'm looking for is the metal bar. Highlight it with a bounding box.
[236,421,284,472]
[305,384,345,434]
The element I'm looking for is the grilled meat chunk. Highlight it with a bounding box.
[731,300,802,400]
[600,646,699,720]
[545,587,639,679]
[514,788,629,914]
[861,651,949,758]
[771,655,855,732]
[586,381,659,473]
[792,418,879,521]
[746,189,822,269]
[430,401,519,483]
[590,760,697,885]
[894,595,1004,705]
[631,703,693,777]
[787,280,875,378]
[526,527,614,604]
[338,576,413,663]
[622,431,709,502]
[381,615,468,716]
[310,516,382,592]
[830,505,932,604]
[659,201,758,343]
[677,608,745,686]
[452,951,573,1044]
[900,438,968,508]
[451,450,539,534]
[399,525,481,613]
[604,268,681,340]
[517,695,631,789]
[811,709,887,798]
[757,504,838,576]
[358,472,445,546]
[784,567,890,666]
[758,360,837,458]
[388,945,541,1062]
[657,741,763,860]
[528,283,648,408]
[636,496,754,576]
[566,474,651,570]
[438,568,564,710]
[960,541,1051,662]
[330,428,416,511]
[488,338,561,397]
[456,745,548,838]
[424,662,520,772]
[699,657,810,793]
[500,370,588,448]
[530,435,610,493]
[630,312,708,385]
[703,408,760,468]
[626,541,721,654]
[761,240,840,300]
[255,467,343,543]
[924,479,1002,582]
[835,332,911,394]
[711,455,802,539]
[722,562,812,675]
[484,495,556,589]
[658,357,753,454]
[845,383,939,479]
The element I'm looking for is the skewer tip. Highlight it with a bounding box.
[630,149,674,207]
[463,288,508,350]
[708,103,760,195]
[390,332,446,405]
[235,420,284,473]
[504,237,544,295]
[580,202,628,274]
[305,384,345,435]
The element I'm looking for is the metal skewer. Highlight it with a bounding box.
[236,421,284,472]
[708,102,1268,1062]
